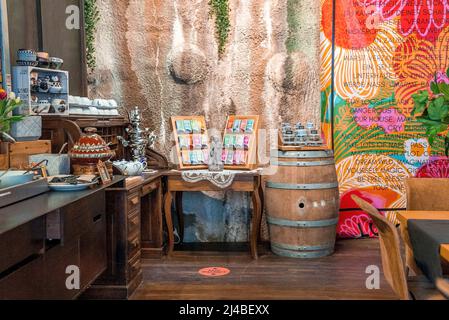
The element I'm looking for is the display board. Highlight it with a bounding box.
[222,115,259,170]
[320,0,449,238]
[171,116,209,170]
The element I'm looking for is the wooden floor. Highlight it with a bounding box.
[131,239,398,300]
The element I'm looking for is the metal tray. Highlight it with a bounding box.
[0,178,50,208]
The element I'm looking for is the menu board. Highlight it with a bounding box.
[222,115,259,170]
[171,116,210,170]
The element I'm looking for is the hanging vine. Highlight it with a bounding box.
[209,0,230,57]
[84,0,100,71]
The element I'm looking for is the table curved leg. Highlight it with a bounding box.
[163,191,174,256]
[251,178,262,259]
[175,192,184,243]
[258,178,265,242]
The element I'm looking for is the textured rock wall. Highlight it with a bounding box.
[89,0,321,242]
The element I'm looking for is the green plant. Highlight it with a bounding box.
[412,68,449,156]
[84,0,100,71]
[209,0,230,57]
[0,90,25,135]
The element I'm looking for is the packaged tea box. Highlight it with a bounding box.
[196,150,204,163]
[224,135,232,149]
[233,120,241,133]
[233,150,239,164]
[179,136,188,149]
[202,149,209,163]
[181,151,190,164]
[226,150,234,164]
[235,135,244,149]
[201,135,209,148]
[193,134,202,149]
[226,120,234,132]
[246,119,254,133]
[191,120,201,133]
[176,120,185,133]
[222,149,228,162]
[243,135,250,150]
[190,150,199,164]
[232,135,238,148]
[240,119,248,132]
[183,120,193,134]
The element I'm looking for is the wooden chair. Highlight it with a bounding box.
[406,178,449,211]
[351,195,444,300]
[436,278,449,299]
[405,178,449,275]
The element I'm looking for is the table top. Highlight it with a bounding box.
[0,176,125,236]
[165,169,262,177]
[397,211,449,227]
[397,211,449,264]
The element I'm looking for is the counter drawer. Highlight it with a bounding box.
[44,239,80,300]
[142,181,159,196]
[80,211,107,289]
[62,192,105,242]
[0,256,45,299]
[0,218,45,274]
[127,232,141,259]
[127,191,141,213]
[127,252,141,281]
[127,210,140,237]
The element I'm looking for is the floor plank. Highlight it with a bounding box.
[132,239,397,300]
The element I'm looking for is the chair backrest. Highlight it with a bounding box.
[436,278,449,299]
[351,195,410,300]
[406,178,449,210]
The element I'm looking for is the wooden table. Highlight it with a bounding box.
[163,170,264,259]
[397,211,449,275]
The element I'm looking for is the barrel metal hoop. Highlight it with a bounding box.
[271,245,334,259]
[266,182,339,190]
[270,159,335,167]
[267,215,339,228]
[270,242,334,252]
[272,150,334,159]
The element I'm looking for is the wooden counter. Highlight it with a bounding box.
[0,176,125,299]
[0,177,124,236]
[82,172,164,299]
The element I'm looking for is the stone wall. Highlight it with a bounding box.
[88,0,321,242]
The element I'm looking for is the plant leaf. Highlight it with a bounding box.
[411,90,429,116]
[438,83,449,99]
[431,81,440,94]
[428,97,449,121]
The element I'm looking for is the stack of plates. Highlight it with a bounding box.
[69,96,120,116]
[16,60,38,67]
[48,175,98,192]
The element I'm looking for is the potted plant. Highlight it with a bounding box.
[0,89,25,143]
[412,68,449,177]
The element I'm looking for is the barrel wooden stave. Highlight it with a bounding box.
[265,150,339,258]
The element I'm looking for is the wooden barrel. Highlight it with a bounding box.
[265,149,340,258]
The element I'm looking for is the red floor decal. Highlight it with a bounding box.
[198,267,231,277]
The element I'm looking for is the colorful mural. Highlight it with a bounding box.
[321,0,449,238]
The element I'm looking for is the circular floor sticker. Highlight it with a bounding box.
[198,267,231,277]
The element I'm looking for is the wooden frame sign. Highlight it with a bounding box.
[171,116,209,170]
[97,160,111,184]
[222,115,259,170]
